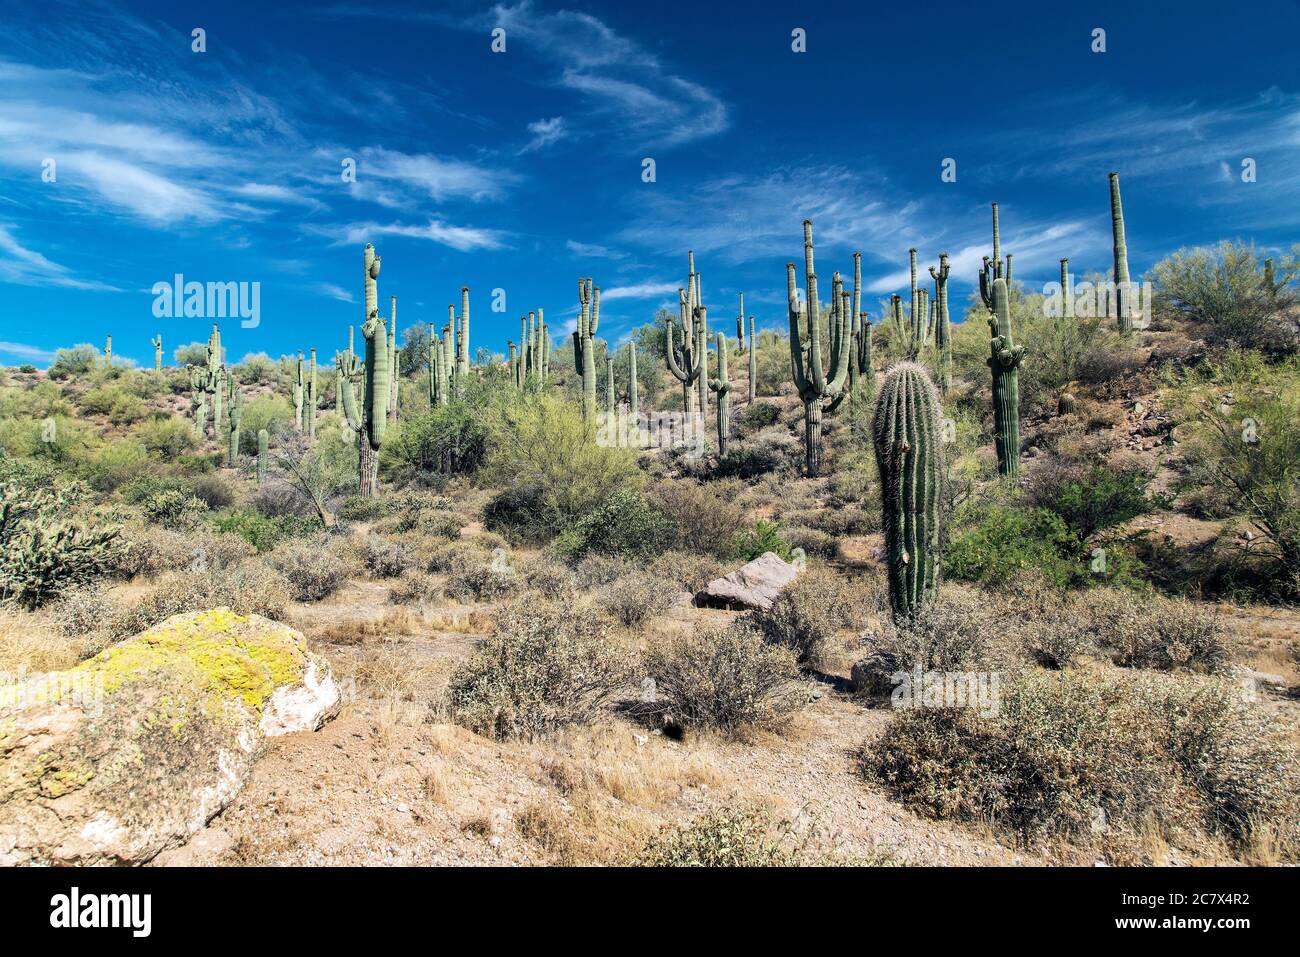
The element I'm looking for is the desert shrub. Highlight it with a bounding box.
[50,583,114,637]
[211,509,317,552]
[172,342,209,366]
[267,538,352,601]
[1152,241,1298,352]
[354,533,414,578]
[643,622,806,733]
[336,495,387,522]
[600,571,678,627]
[382,398,492,480]
[646,550,722,594]
[444,552,518,602]
[234,352,277,384]
[0,462,122,609]
[516,555,577,599]
[646,481,744,556]
[749,565,859,669]
[713,443,785,479]
[110,560,292,637]
[869,670,1300,854]
[134,417,196,460]
[866,592,998,674]
[1025,459,1161,541]
[47,344,100,380]
[113,525,256,579]
[389,571,443,606]
[140,488,208,530]
[424,539,491,573]
[80,440,150,492]
[637,807,796,867]
[1083,589,1230,673]
[782,524,836,559]
[572,553,633,589]
[731,519,794,562]
[554,488,673,561]
[944,505,1080,587]
[187,474,235,509]
[236,395,294,456]
[446,598,632,740]
[482,394,641,541]
[739,401,783,431]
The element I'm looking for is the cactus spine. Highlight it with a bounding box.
[151,334,162,371]
[747,315,756,403]
[576,279,601,423]
[665,252,707,431]
[872,361,944,620]
[1109,171,1133,335]
[708,330,731,455]
[787,220,851,476]
[929,253,952,394]
[227,376,242,467]
[256,428,268,484]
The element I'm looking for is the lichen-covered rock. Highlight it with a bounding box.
[695,552,799,611]
[0,609,339,866]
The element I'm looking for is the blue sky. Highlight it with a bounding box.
[1,0,1297,367]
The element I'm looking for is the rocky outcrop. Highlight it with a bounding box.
[0,609,339,866]
[695,551,799,611]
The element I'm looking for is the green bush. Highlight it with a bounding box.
[739,401,782,431]
[944,505,1080,587]
[134,416,196,460]
[637,808,797,867]
[1026,459,1161,541]
[79,439,150,492]
[731,519,794,562]
[554,488,673,561]
[141,488,208,530]
[211,509,317,552]
[47,344,101,380]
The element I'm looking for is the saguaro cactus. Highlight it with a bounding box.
[308,348,318,439]
[787,220,851,476]
[605,353,616,427]
[1109,171,1133,335]
[872,361,944,620]
[929,253,952,394]
[747,315,756,403]
[628,341,639,421]
[456,287,470,391]
[735,293,745,353]
[985,277,1026,477]
[292,352,305,432]
[665,252,708,430]
[151,335,163,371]
[1059,258,1073,320]
[105,336,112,366]
[188,366,209,437]
[186,324,225,438]
[388,296,399,422]
[227,377,242,467]
[337,243,389,496]
[576,279,601,423]
[708,331,731,456]
[256,428,268,484]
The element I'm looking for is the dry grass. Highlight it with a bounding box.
[0,608,81,674]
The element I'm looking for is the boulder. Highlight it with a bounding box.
[695,551,799,611]
[851,650,901,697]
[0,608,339,866]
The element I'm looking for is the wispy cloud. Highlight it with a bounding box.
[0,223,120,290]
[0,340,55,363]
[315,282,355,303]
[328,219,508,252]
[520,116,568,153]
[599,281,681,301]
[566,239,626,259]
[352,146,517,203]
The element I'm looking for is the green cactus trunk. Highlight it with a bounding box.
[292,352,305,432]
[628,341,638,422]
[577,279,600,425]
[1109,171,1133,335]
[708,331,731,456]
[872,361,944,620]
[151,334,162,371]
[747,315,756,403]
[308,349,318,440]
[227,379,242,468]
[456,287,470,393]
[665,253,704,430]
[930,253,951,394]
[356,243,389,496]
[388,296,399,423]
[605,353,615,433]
[105,336,112,366]
[257,429,268,484]
[987,278,1025,477]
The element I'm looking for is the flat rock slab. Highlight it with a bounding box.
[0,608,339,866]
[695,551,799,611]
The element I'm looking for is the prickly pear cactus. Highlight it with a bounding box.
[872,361,944,620]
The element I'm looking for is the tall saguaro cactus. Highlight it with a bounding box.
[292,352,306,432]
[105,336,112,366]
[747,315,756,403]
[985,276,1026,477]
[787,220,851,476]
[308,349,318,439]
[256,429,268,484]
[665,251,708,431]
[575,279,601,423]
[456,287,470,392]
[929,253,952,394]
[628,341,639,421]
[872,361,944,620]
[735,293,745,353]
[389,296,400,422]
[151,335,163,371]
[708,331,731,456]
[186,323,226,438]
[338,243,389,496]
[227,376,243,467]
[1109,171,1133,335]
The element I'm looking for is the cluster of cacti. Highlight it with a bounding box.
[787,220,852,476]
[872,361,944,620]
[150,334,163,371]
[1109,171,1134,335]
[979,211,1026,478]
[665,252,708,431]
[708,331,731,455]
[226,374,243,467]
[512,310,549,388]
[576,279,602,423]
[336,244,390,496]
[186,324,226,439]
